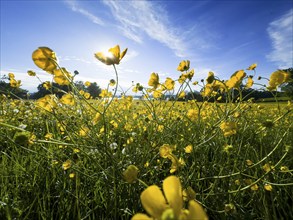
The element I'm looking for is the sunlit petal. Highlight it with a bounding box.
[141,185,168,219]
[187,200,208,220]
[163,176,182,217]
[131,213,153,220]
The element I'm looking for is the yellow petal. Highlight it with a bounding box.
[247,63,257,70]
[162,176,182,218]
[109,45,120,58]
[94,52,112,65]
[131,213,152,220]
[140,185,168,219]
[246,76,254,88]
[120,48,128,60]
[264,184,273,191]
[187,200,208,220]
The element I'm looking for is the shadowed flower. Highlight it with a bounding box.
[27,70,36,76]
[8,73,15,79]
[177,60,190,72]
[148,73,160,89]
[225,70,246,89]
[247,63,257,70]
[245,76,254,88]
[53,68,72,85]
[10,78,21,88]
[159,144,173,158]
[94,45,127,65]
[43,81,52,90]
[206,72,215,84]
[32,47,58,73]
[123,165,139,183]
[109,79,116,86]
[132,176,208,220]
[164,77,175,90]
[267,70,291,91]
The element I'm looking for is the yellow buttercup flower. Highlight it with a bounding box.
[53,68,72,85]
[153,89,163,99]
[246,76,254,88]
[27,70,36,76]
[8,73,15,79]
[92,112,102,125]
[123,165,139,183]
[62,160,71,171]
[10,78,21,88]
[109,79,116,86]
[267,70,291,91]
[83,92,91,99]
[178,91,185,99]
[44,133,53,140]
[247,63,257,70]
[148,73,160,89]
[69,173,75,179]
[164,77,175,90]
[264,184,273,191]
[251,184,259,191]
[225,70,246,89]
[94,45,127,65]
[184,145,193,153]
[187,109,197,122]
[132,176,208,220]
[159,144,173,158]
[32,47,58,73]
[220,121,237,137]
[100,89,112,98]
[246,159,253,166]
[177,60,190,72]
[84,81,91,87]
[206,72,215,84]
[36,94,58,112]
[60,93,75,106]
[43,81,52,90]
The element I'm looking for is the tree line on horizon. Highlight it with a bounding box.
[0,68,292,101]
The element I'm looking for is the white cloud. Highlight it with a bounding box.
[267,9,293,68]
[102,0,187,57]
[64,0,104,26]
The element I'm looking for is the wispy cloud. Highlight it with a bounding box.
[267,9,293,68]
[102,0,188,57]
[64,0,104,26]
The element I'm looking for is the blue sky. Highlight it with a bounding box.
[1,0,292,93]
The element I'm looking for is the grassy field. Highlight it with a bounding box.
[1,96,292,219]
[1,47,292,219]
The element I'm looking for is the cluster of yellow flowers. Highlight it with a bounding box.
[8,72,21,88]
[145,60,196,99]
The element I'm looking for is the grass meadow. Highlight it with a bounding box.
[0,46,292,220]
